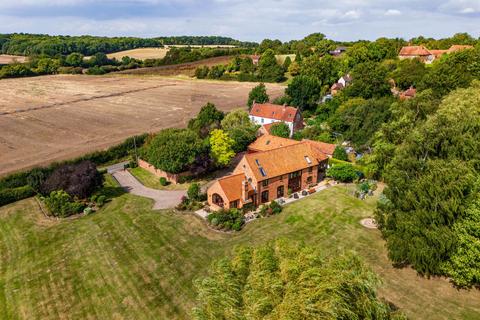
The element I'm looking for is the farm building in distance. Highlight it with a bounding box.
[398,44,474,63]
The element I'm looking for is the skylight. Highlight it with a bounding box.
[259,167,267,177]
[305,156,312,164]
[266,140,270,145]
[255,159,260,166]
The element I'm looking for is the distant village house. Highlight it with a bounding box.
[249,102,304,137]
[399,44,474,64]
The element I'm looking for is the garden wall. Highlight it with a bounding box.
[138,159,190,184]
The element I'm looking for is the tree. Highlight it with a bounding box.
[65,53,84,67]
[269,122,290,138]
[345,62,391,99]
[333,146,348,161]
[257,49,285,82]
[193,240,404,319]
[143,128,205,174]
[285,75,321,111]
[35,58,60,75]
[442,198,480,287]
[221,109,258,152]
[43,190,84,218]
[376,82,480,277]
[194,66,209,79]
[247,83,269,108]
[392,58,427,90]
[282,56,292,70]
[188,102,224,137]
[187,183,201,201]
[299,54,340,86]
[40,161,103,199]
[209,129,235,167]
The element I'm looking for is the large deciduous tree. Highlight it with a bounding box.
[247,83,269,108]
[285,75,322,111]
[221,109,258,152]
[40,161,103,199]
[345,61,391,99]
[269,122,290,138]
[188,102,224,137]
[209,129,235,167]
[143,128,205,174]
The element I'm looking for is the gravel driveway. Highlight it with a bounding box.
[112,170,186,210]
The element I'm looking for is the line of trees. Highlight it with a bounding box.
[0,34,257,57]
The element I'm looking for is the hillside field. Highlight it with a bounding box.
[0,54,27,64]
[0,74,284,176]
[106,48,170,60]
[0,181,479,319]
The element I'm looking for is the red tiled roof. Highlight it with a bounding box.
[245,141,328,181]
[399,46,432,56]
[303,139,336,156]
[430,49,447,58]
[403,87,417,97]
[447,45,474,53]
[217,173,248,202]
[331,83,344,90]
[250,103,299,122]
[248,134,300,152]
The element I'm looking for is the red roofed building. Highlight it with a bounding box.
[399,46,435,64]
[399,87,417,100]
[249,102,304,137]
[207,138,335,210]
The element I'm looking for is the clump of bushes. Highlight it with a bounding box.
[43,190,84,218]
[259,200,283,217]
[207,208,245,231]
[176,183,206,211]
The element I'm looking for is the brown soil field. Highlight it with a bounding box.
[0,54,27,64]
[118,56,235,77]
[0,74,284,176]
[106,48,170,60]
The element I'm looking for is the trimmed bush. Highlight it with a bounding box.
[327,164,359,182]
[0,186,36,206]
[159,177,168,186]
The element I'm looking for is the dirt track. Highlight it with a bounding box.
[0,74,284,176]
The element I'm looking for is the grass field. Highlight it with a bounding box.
[106,48,170,61]
[0,178,479,319]
[0,54,27,64]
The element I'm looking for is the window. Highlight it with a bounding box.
[261,118,264,123]
[289,171,301,179]
[305,156,312,164]
[230,200,239,208]
[280,175,283,181]
[277,186,284,198]
[261,190,269,203]
[308,167,313,173]
[307,176,313,183]
[262,179,269,187]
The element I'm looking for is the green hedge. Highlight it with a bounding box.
[328,158,365,173]
[0,186,35,206]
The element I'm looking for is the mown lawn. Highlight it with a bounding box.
[0,180,479,319]
[128,167,207,191]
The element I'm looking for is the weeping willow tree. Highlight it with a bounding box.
[376,81,480,284]
[192,240,404,320]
